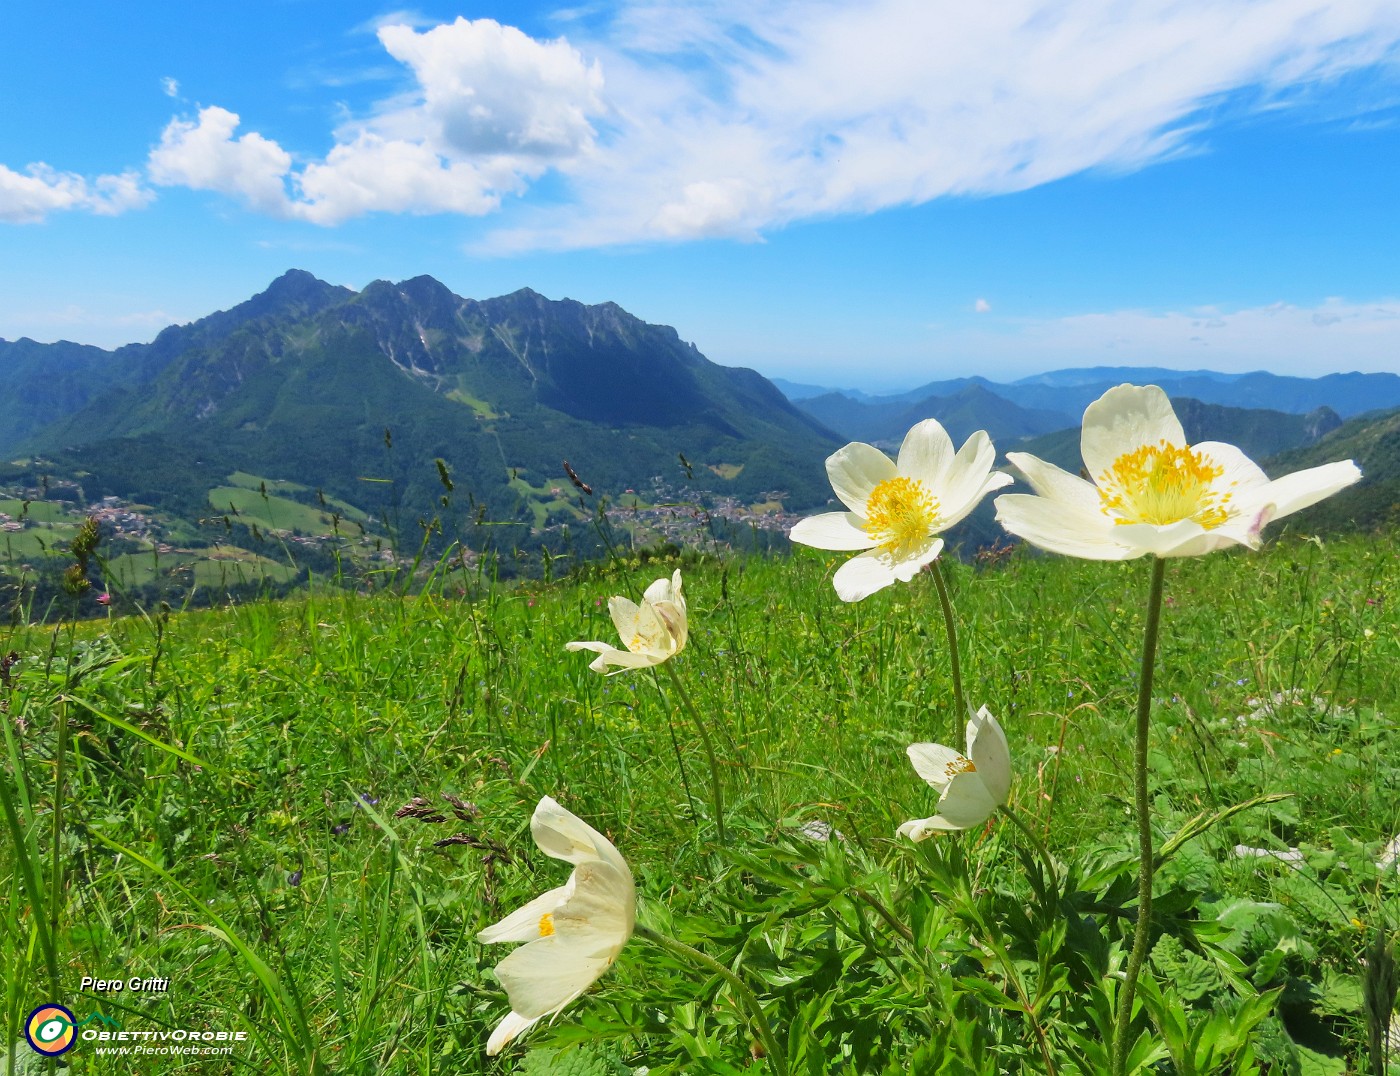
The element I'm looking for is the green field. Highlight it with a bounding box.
[0,498,73,523]
[1,534,1396,1073]
[208,485,352,536]
[106,544,300,589]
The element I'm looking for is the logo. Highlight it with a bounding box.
[25,1004,77,1056]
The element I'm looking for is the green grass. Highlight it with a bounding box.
[1,533,1396,1074]
[106,545,300,588]
[208,486,349,536]
[0,499,73,523]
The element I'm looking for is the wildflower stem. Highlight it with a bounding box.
[930,559,965,718]
[662,662,727,846]
[635,923,787,1076]
[1111,555,1167,1076]
[998,804,1058,885]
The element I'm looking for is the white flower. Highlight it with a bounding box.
[789,420,1013,601]
[995,384,1362,560]
[898,706,1011,839]
[566,570,687,673]
[478,796,636,1055]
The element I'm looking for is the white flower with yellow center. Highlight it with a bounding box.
[898,705,1011,839]
[995,384,1362,560]
[478,796,636,1055]
[789,420,1013,601]
[565,570,687,673]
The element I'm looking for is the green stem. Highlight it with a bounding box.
[1111,556,1167,1076]
[663,662,727,846]
[48,697,68,1000]
[930,560,965,718]
[853,888,915,944]
[634,923,787,1076]
[999,804,1058,885]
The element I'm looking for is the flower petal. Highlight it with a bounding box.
[931,770,999,830]
[1005,452,1102,512]
[897,815,951,842]
[531,797,632,880]
[831,549,899,602]
[995,492,1136,560]
[493,935,614,1020]
[1080,384,1185,484]
[1110,519,1223,558]
[1251,459,1363,521]
[966,707,1011,807]
[937,430,1014,527]
[889,537,944,582]
[789,511,877,551]
[486,1010,542,1056]
[607,597,640,644]
[906,742,966,793]
[896,419,956,488]
[478,883,573,944]
[826,442,897,515]
[642,570,681,607]
[564,640,658,674]
[557,862,635,937]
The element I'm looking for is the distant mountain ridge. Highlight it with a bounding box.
[784,366,1400,431]
[785,365,1395,455]
[2,271,843,538]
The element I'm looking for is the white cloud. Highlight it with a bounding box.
[932,297,1400,376]
[19,2,1384,235]
[974,298,992,314]
[479,0,1400,250]
[0,163,152,223]
[140,19,605,225]
[161,76,179,98]
[376,18,603,159]
[148,106,295,215]
[294,133,508,224]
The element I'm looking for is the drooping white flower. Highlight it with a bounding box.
[478,796,636,1055]
[898,706,1011,839]
[565,570,687,673]
[789,420,1012,601]
[995,384,1362,560]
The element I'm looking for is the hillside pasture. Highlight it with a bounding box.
[0,533,1396,1074]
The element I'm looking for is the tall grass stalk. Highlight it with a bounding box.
[662,661,727,845]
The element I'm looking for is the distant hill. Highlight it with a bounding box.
[796,383,1069,446]
[780,368,1400,423]
[10,271,840,520]
[1263,406,1400,532]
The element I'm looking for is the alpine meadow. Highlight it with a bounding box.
[7,2,1400,1072]
[2,375,1398,1074]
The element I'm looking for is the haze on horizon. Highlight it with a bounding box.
[3,1,1399,388]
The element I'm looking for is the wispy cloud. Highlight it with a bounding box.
[0,163,152,224]
[5,2,1400,233]
[935,297,1400,376]
[481,0,1400,250]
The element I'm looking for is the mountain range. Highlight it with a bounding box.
[786,369,1398,448]
[1,271,1395,608]
[2,270,840,526]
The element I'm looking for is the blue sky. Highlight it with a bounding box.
[3,0,1400,390]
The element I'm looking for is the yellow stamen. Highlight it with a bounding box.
[538,913,556,937]
[1097,440,1232,529]
[943,756,976,778]
[864,476,940,554]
